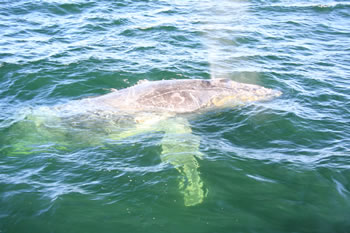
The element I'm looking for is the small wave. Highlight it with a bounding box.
[257,1,350,13]
[121,25,179,37]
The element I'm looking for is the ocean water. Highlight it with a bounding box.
[1,0,350,232]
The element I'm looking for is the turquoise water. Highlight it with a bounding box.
[1,0,350,232]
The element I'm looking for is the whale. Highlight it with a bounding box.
[8,78,282,206]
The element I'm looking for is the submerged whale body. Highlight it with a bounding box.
[9,78,282,206]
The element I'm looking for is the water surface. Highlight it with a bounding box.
[1,0,350,232]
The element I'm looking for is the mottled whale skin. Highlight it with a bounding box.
[77,78,281,114]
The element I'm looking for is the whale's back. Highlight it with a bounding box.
[94,79,281,114]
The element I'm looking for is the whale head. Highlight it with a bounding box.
[207,78,282,107]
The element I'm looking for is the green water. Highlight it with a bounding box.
[1,0,350,232]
